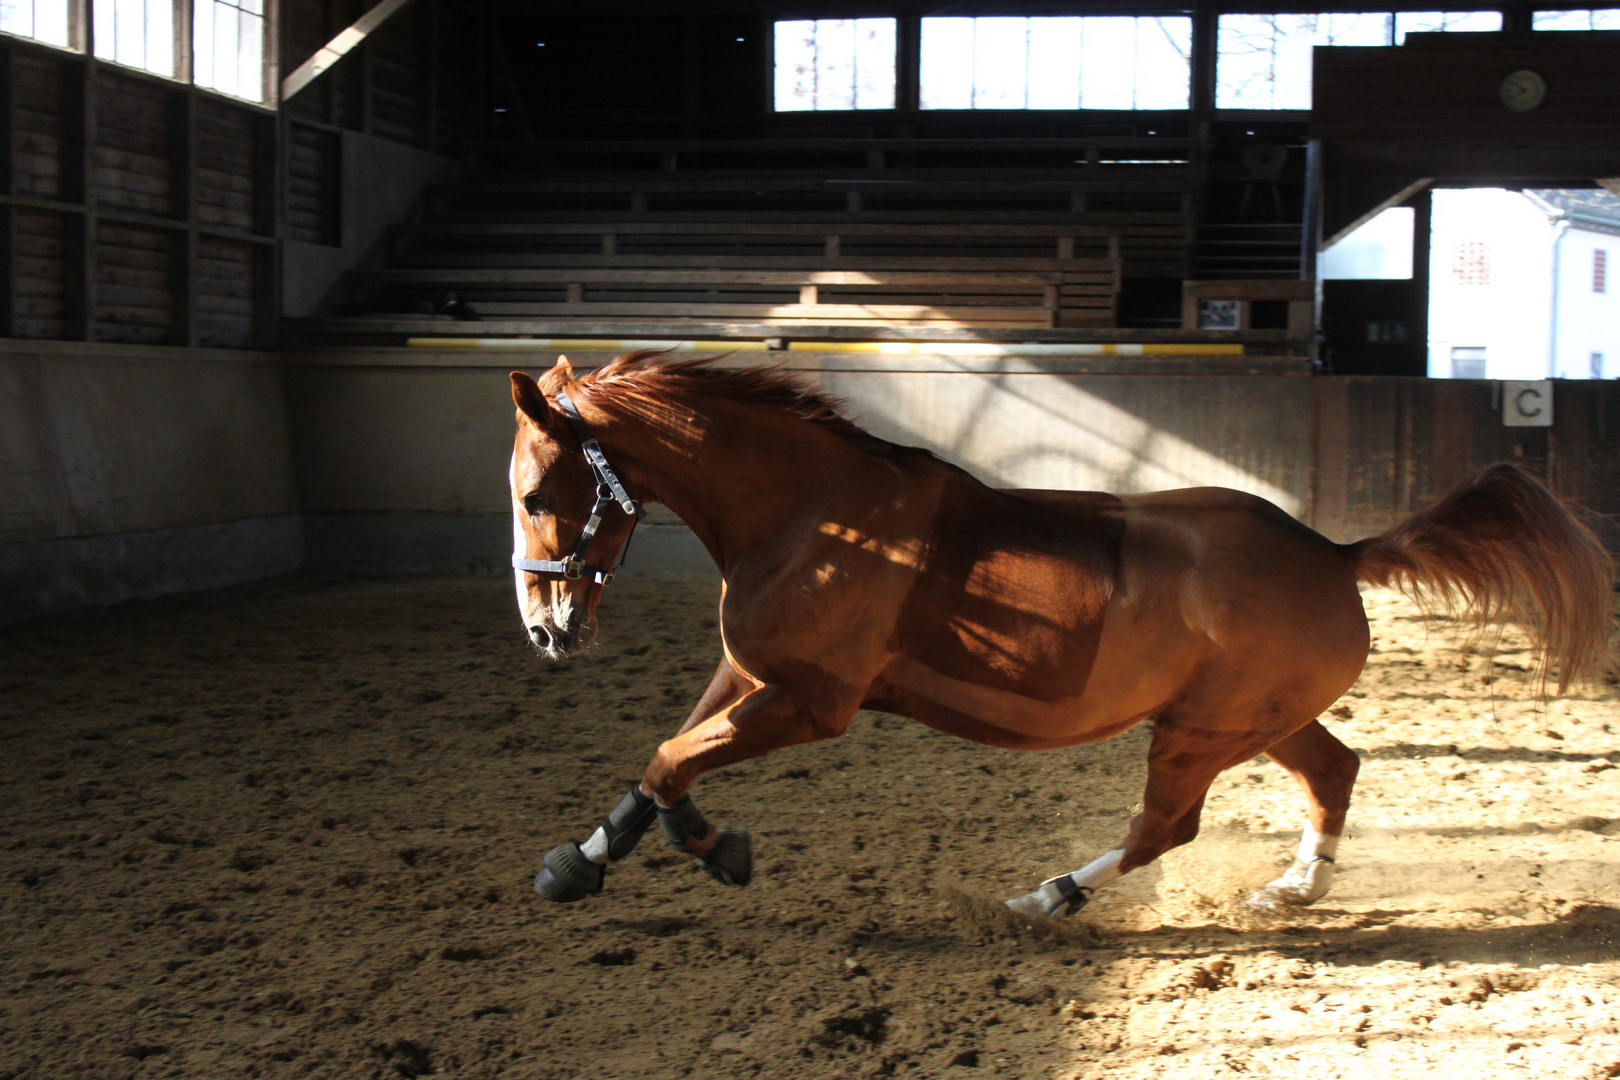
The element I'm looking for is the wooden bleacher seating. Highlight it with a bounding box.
[322,137,1200,339]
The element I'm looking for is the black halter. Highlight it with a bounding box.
[512,390,641,586]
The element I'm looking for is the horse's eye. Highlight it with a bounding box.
[523,492,546,515]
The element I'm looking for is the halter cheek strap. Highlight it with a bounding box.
[511,389,642,586]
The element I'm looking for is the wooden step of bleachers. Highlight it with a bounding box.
[350,263,1119,329]
[305,137,1203,344]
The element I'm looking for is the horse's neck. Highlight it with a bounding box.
[602,395,876,571]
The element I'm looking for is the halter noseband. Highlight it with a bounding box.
[511,389,642,586]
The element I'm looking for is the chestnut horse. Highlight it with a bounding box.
[509,351,1613,918]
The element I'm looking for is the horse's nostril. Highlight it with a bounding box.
[529,625,553,649]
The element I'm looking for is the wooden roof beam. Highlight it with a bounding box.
[281,0,424,101]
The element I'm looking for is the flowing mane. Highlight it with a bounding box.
[569,350,915,457]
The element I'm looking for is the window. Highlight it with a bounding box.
[1320,206,1415,279]
[919,16,1191,111]
[194,0,266,102]
[1452,241,1491,285]
[1451,346,1487,379]
[5,2,267,102]
[774,18,895,111]
[1394,10,1503,42]
[1592,352,1606,378]
[1596,248,1608,293]
[1533,8,1620,29]
[92,0,174,76]
[1217,11,1501,110]
[1,0,71,46]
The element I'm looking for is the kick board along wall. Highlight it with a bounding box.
[0,0,480,623]
[281,350,1620,579]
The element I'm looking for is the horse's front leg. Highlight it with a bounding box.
[534,657,750,903]
[640,679,837,887]
[535,660,837,902]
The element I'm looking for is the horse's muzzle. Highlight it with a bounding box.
[528,614,594,659]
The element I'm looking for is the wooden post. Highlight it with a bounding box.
[895,16,920,115]
[630,191,648,213]
[424,0,440,151]
[68,52,95,341]
[255,109,280,349]
[170,88,196,346]
[601,232,617,256]
[799,284,818,305]
[680,13,701,138]
[0,44,12,338]
[824,235,840,257]
[566,283,583,304]
[1069,191,1087,213]
[1056,236,1075,259]
[845,191,862,213]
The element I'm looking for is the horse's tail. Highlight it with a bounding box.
[1344,462,1615,694]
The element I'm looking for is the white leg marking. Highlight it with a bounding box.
[580,826,611,864]
[1005,849,1125,919]
[1248,824,1341,909]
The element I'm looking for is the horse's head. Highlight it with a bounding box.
[509,358,638,660]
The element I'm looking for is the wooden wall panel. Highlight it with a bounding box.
[195,235,256,348]
[93,71,175,218]
[1308,377,1620,549]
[368,8,428,146]
[94,223,175,344]
[285,123,339,245]
[13,51,68,201]
[195,99,257,234]
[12,209,68,340]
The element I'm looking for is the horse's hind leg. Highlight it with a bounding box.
[1247,719,1360,909]
[1007,720,1265,919]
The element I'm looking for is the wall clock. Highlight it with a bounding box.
[1500,69,1547,112]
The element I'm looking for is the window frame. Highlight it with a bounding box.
[915,14,1195,113]
[0,0,277,108]
[772,17,899,113]
[1214,9,1507,114]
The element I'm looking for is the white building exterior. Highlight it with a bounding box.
[1428,187,1620,380]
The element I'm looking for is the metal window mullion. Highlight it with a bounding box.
[1020,19,1029,111]
[810,22,818,111]
[175,0,193,83]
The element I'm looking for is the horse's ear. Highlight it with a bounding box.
[510,371,558,430]
[537,354,574,394]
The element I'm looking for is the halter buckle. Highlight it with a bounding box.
[563,558,585,580]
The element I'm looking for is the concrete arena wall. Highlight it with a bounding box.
[7,344,1617,622]
[282,349,1620,578]
[0,341,303,621]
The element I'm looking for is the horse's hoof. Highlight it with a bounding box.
[534,842,603,903]
[1246,858,1333,911]
[699,827,752,887]
[1245,884,1313,911]
[1005,876,1091,919]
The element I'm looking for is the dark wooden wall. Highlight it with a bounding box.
[1313,376,1620,552]
[0,0,485,349]
[1312,31,1620,239]
[1,38,276,347]
[280,0,484,247]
